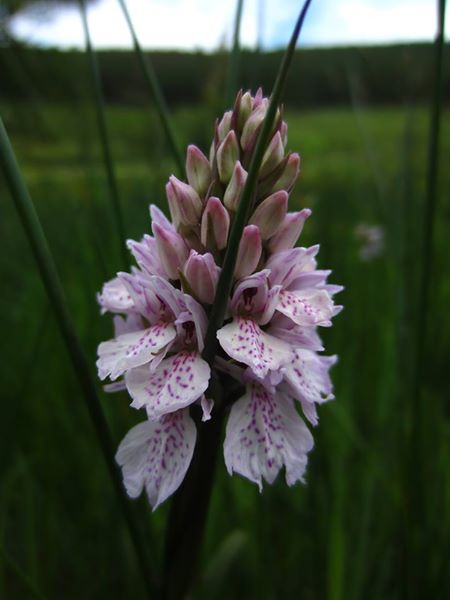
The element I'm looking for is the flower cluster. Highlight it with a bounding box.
[96,90,342,509]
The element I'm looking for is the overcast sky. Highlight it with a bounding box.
[9,0,449,51]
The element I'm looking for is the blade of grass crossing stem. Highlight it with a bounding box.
[0,545,46,600]
[117,0,184,176]
[162,3,314,598]
[202,0,314,366]
[0,116,156,598]
[79,0,128,270]
[408,0,446,594]
[225,0,245,108]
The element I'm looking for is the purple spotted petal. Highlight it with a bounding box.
[276,289,334,327]
[223,384,314,490]
[126,351,211,419]
[97,322,176,381]
[115,409,196,510]
[281,349,337,425]
[216,317,291,379]
[97,277,134,314]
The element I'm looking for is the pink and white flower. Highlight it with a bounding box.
[96,89,343,509]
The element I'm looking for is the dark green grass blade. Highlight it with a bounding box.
[0,545,46,600]
[0,116,156,598]
[407,0,446,595]
[79,0,128,270]
[117,0,184,176]
[203,0,314,366]
[162,3,314,598]
[225,0,245,108]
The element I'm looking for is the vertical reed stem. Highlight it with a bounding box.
[79,0,128,270]
[117,0,184,176]
[225,0,245,108]
[0,116,156,598]
[162,3,314,597]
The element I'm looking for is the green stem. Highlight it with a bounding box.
[0,545,46,600]
[225,0,245,108]
[161,3,314,598]
[79,0,128,270]
[117,0,184,176]
[202,0,314,367]
[0,116,156,598]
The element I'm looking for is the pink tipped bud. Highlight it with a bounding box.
[201,196,230,250]
[153,221,189,279]
[267,208,311,253]
[241,104,266,151]
[235,225,262,279]
[183,251,220,304]
[216,130,240,184]
[223,161,247,211]
[260,132,284,178]
[249,190,288,240]
[217,111,232,142]
[238,91,252,130]
[166,175,202,228]
[272,152,300,192]
[186,145,211,197]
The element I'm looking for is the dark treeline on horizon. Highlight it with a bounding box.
[1,43,448,107]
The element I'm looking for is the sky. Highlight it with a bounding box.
[8,0,450,51]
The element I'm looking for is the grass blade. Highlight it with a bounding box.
[0,116,156,598]
[0,545,46,600]
[79,0,128,269]
[117,0,184,176]
[203,0,314,366]
[225,0,245,108]
[162,3,314,597]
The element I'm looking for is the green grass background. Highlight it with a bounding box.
[1,98,449,598]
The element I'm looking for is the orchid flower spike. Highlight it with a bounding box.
[96,90,343,509]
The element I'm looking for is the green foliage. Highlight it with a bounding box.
[1,99,449,598]
[1,44,449,107]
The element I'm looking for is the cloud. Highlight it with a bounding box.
[9,0,450,50]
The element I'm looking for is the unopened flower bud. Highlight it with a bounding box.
[238,91,252,130]
[235,225,262,279]
[201,196,230,250]
[223,161,247,211]
[153,222,189,279]
[186,145,211,197]
[217,111,232,142]
[272,152,300,192]
[166,175,202,228]
[216,130,240,184]
[260,132,284,178]
[249,190,288,239]
[280,122,288,147]
[183,251,220,304]
[241,104,266,151]
[268,208,311,253]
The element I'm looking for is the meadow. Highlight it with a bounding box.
[1,99,449,599]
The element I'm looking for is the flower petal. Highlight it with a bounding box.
[276,289,334,327]
[97,277,134,314]
[126,351,211,419]
[115,410,196,510]
[217,317,291,379]
[97,322,176,380]
[282,349,337,425]
[224,384,314,490]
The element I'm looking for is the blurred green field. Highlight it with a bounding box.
[1,101,449,599]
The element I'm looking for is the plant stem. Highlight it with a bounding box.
[225,0,245,108]
[161,3,314,598]
[117,0,184,176]
[79,0,128,270]
[0,116,156,598]
[407,0,446,595]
